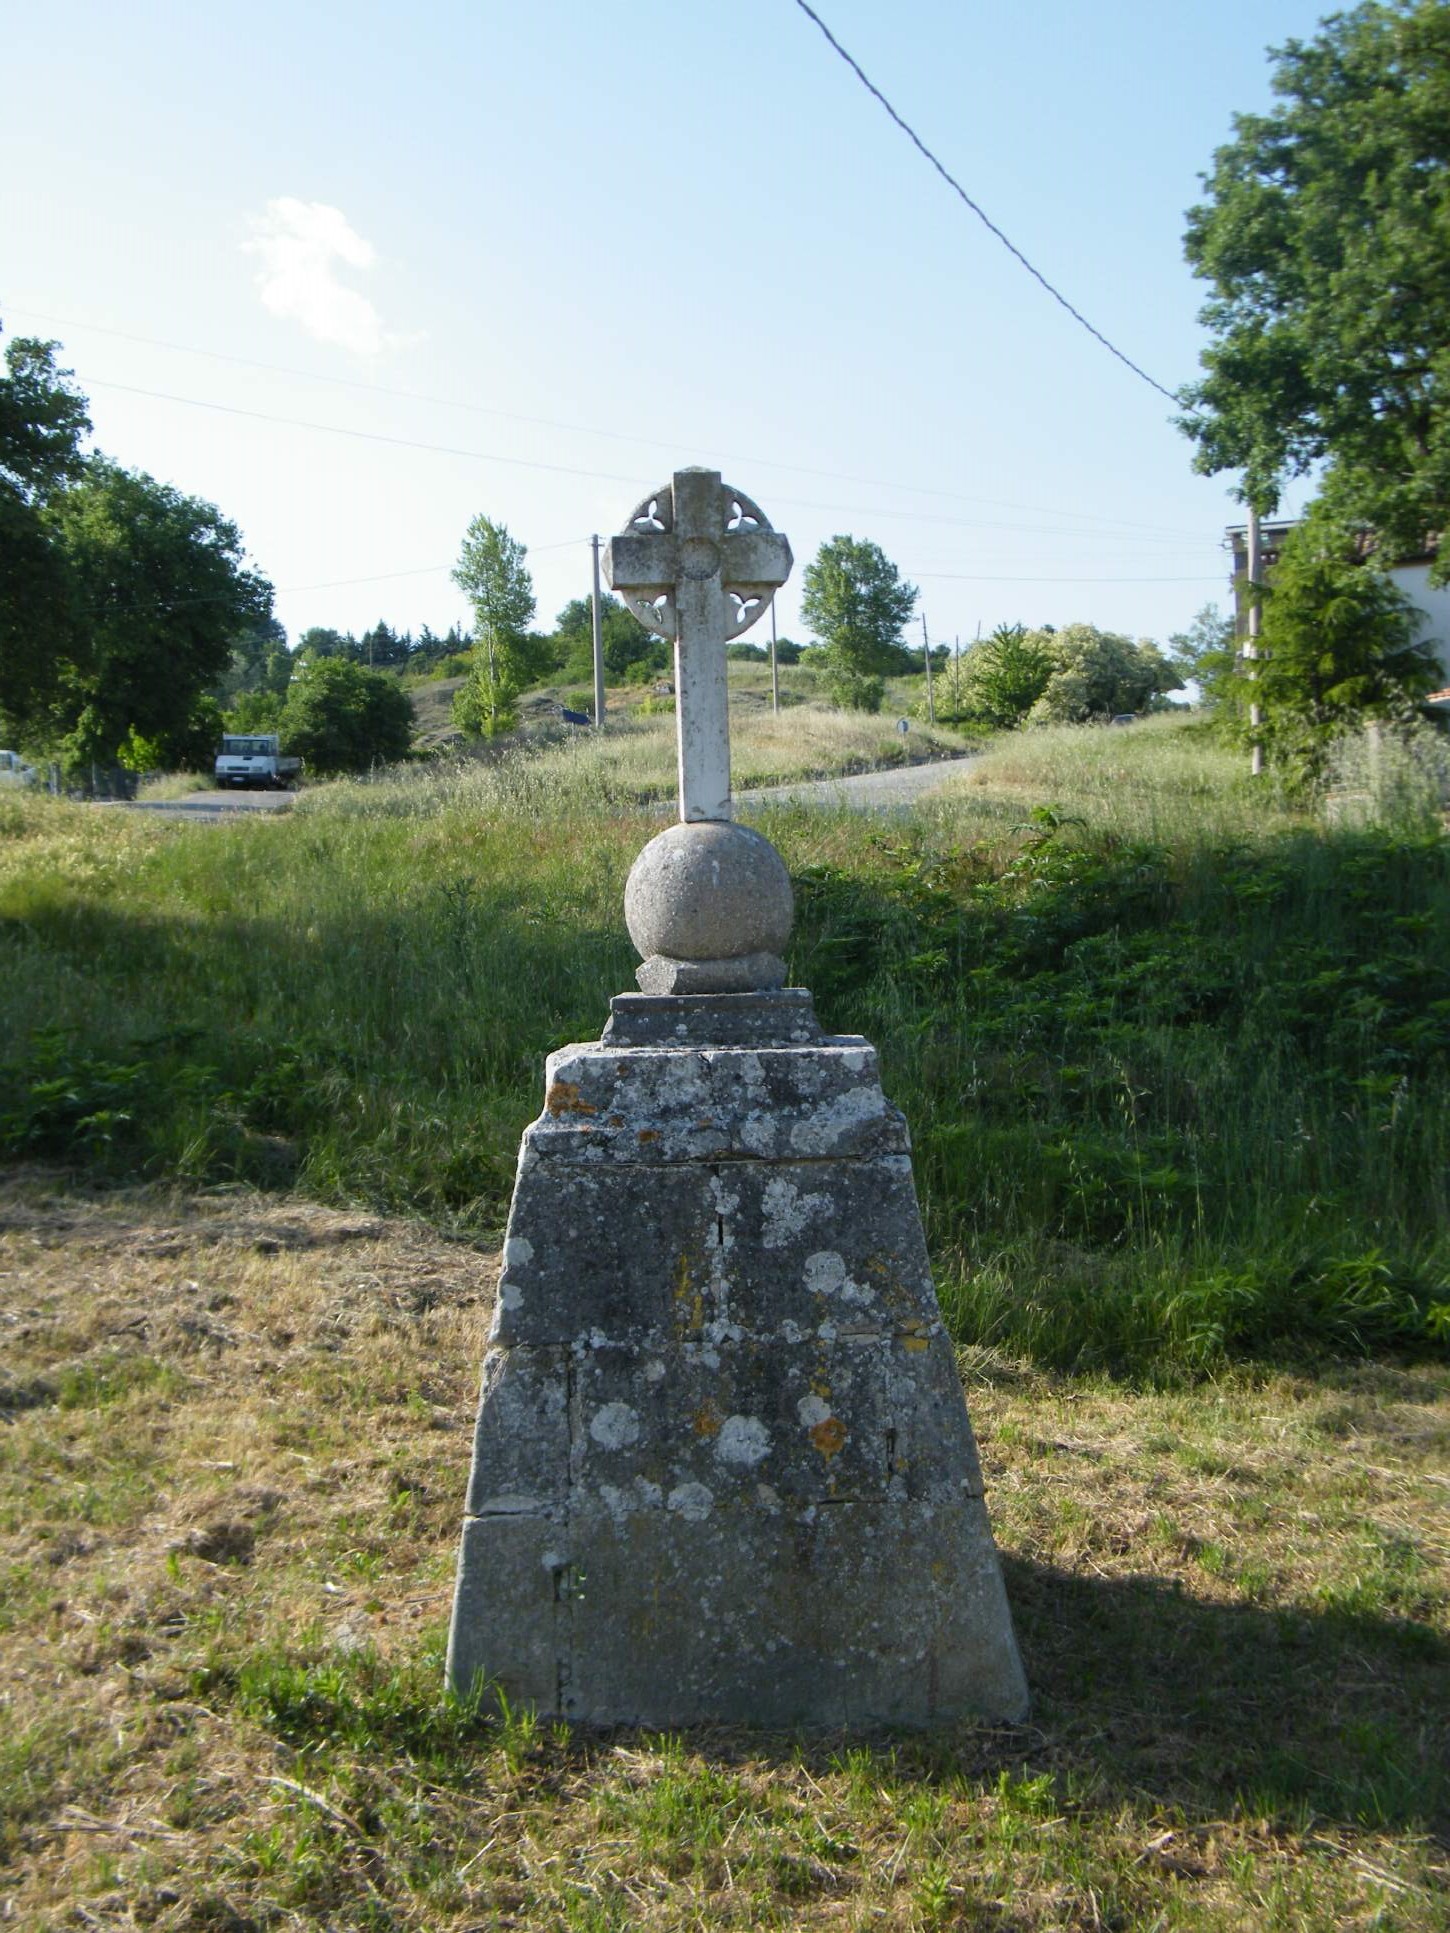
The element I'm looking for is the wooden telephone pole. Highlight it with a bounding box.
[1245,509,1263,776]
[590,534,607,726]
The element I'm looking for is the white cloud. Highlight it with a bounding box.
[244,198,398,356]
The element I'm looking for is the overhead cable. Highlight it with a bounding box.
[790,0,1180,403]
[10,304,1200,539]
[78,375,1204,548]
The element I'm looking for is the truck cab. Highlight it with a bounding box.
[215,734,301,790]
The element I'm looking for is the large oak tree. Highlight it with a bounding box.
[1179,0,1450,569]
[1,325,275,771]
[0,333,91,740]
[49,460,273,769]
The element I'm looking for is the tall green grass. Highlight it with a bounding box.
[1,714,1445,1373]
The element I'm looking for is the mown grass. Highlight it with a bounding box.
[0,712,1446,1374]
[1,1185,1445,1929]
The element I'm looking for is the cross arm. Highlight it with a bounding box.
[719,528,793,591]
[602,530,677,595]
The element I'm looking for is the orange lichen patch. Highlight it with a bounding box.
[810,1416,848,1459]
[607,1115,625,1129]
[637,1128,661,1144]
[692,1401,723,1438]
[545,1081,597,1117]
[673,1254,703,1334]
[898,1321,931,1353]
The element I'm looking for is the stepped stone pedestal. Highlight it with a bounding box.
[448,469,1025,1725]
[446,989,1028,1726]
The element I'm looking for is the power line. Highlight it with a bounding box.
[790,0,1180,404]
[913,570,1224,584]
[10,304,1203,540]
[81,377,650,489]
[72,536,594,621]
[77,373,1206,550]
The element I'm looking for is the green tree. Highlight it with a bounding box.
[1025,625,1183,724]
[214,613,291,704]
[296,626,357,662]
[0,331,91,742]
[359,619,411,669]
[800,535,917,712]
[553,593,663,683]
[1167,603,1235,687]
[280,658,414,775]
[1205,513,1440,777]
[0,331,91,502]
[120,694,225,776]
[1180,0,1450,565]
[452,516,536,735]
[225,688,286,734]
[46,461,273,773]
[959,623,1053,726]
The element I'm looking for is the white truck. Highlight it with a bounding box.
[214,733,302,790]
[0,750,37,788]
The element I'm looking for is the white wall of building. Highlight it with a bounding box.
[1387,564,1450,679]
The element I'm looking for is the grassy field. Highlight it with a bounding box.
[2,712,1448,1925]
[403,679,970,788]
[3,712,1442,1372]
[404,658,944,759]
[1,1182,1445,1929]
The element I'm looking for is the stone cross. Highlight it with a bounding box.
[603,469,792,822]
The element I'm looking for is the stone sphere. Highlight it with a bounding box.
[625,820,793,964]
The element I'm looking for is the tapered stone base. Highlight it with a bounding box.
[447,992,1028,1726]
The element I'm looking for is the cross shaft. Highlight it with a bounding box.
[604,469,791,822]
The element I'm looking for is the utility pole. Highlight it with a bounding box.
[590,534,607,727]
[1246,508,1263,777]
[769,601,780,716]
[921,613,935,723]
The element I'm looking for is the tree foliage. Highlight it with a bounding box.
[0,333,91,741]
[800,536,917,712]
[552,593,663,684]
[214,614,291,704]
[280,658,414,775]
[0,332,91,505]
[959,624,1054,727]
[1180,0,1450,567]
[46,461,273,770]
[1167,603,1235,686]
[0,326,275,773]
[451,516,537,735]
[1025,625,1182,725]
[1203,513,1441,776]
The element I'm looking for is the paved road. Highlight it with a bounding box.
[98,789,295,820]
[738,755,975,812]
[101,756,975,823]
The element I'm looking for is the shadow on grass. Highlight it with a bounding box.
[995,1553,1449,1836]
[229,1555,1448,1843]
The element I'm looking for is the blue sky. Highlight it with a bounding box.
[2,0,1331,652]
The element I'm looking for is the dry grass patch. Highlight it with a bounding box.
[1,1178,1447,1930]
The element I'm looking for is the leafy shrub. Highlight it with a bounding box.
[281,659,414,774]
[1025,624,1182,723]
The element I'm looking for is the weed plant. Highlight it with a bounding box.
[1,714,1446,1374]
